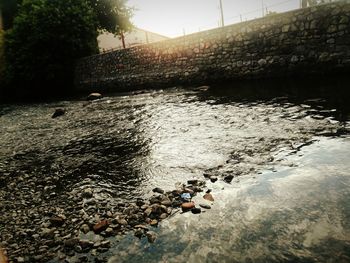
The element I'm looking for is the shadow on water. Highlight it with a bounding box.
[203,76,350,121]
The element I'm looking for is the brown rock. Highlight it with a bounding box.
[49,216,65,226]
[203,193,214,202]
[93,220,109,233]
[181,202,195,211]
[150,219,158,226]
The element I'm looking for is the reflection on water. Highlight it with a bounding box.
[0,77,350,262]
[109,138,350,263]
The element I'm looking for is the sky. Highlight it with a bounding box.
[127,0,300,38]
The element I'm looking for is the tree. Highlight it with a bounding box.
[0,0,22,30]
[88,0,133,34]
[4,0,99,97]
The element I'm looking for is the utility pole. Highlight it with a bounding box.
[262,0,265,17]
[219,0,224,27]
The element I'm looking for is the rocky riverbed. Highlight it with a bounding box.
[0,84,349,262]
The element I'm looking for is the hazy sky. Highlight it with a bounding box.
[127,0,300,37]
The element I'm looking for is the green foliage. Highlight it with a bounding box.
[5,0,99,96]
[0,0,22,30]
[87,0,134,34]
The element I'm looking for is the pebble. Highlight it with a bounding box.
[203,193,214,202]
[49,216,65,227]
[93,220,109,234]
[224,175,234,183]
[146,231,157,243]
[150,219,158,226]
[210,176,218,183]
[187,179,198,185]
[80,224,90,234]
[199,204,211,209]
[181,202,195,211]
[82,188,93,198]
[152,187,164,194]
[51,108,65,118]
[87,92,102,101]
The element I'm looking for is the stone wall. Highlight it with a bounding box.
[75,1,350,91]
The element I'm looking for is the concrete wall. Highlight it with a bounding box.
[75,1,350,91]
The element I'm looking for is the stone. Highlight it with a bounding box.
[82,188,93,198]
[134,229,144,238]
[51,108,65,118]
[144,207,153,217]
[199,204,211,209]
[146,231,157,243]
[258,59,267,66]
[150,219,158,226]
[203,193,214,202]
[134,224,148,230]
[224,175,234,183]
[181,202,195,211]
[152,187,164,194]
[49,216,65,226]
[210,176,218,183]
[160,213,168,219]
[64,238,78,248]
[87,93,102,101]
[93,220,109,234]
[187,179,198,185]
[191,208,201,214]
[79,240,94,250]
[116,218,128,225]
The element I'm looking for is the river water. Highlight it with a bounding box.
[0,78,350,262]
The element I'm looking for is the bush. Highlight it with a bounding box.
[5,0,99,98]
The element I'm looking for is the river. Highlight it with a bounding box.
[0,78,349,262]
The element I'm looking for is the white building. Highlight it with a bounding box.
[98,27,169,52]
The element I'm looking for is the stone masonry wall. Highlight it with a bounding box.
[75,1,350,91]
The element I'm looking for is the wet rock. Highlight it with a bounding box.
[64,238,78,248]
[150,219,158,226]
[79,240,94,250]
[134,224,148,230]
[210,176,218,183]
[152,187,164,194]
[224,175,234,183]
[93,220,109,234]
[181,202,195,211]
[160,213,168,219]
[203,193,214,202]
[191,208,201,214]
[146,231,157,243]
[144,207,153,217]
[52,108,65,118]
[87,93,102,101]
[199,204,211,209]
[82,188,93,198]
[100,240,110,248]
[134,229,144,238]
[116,218,128,225]
[49,216,65,227]
[136,199,145,207]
